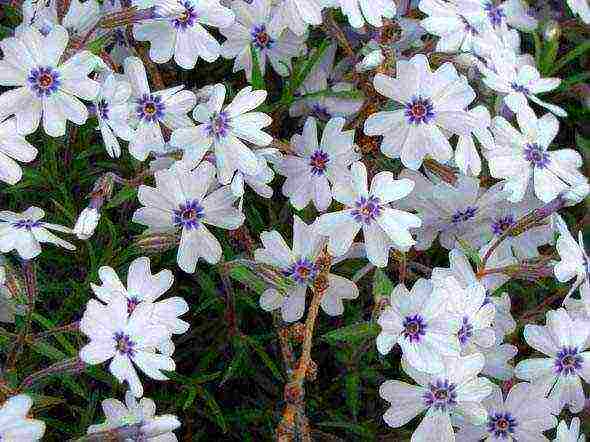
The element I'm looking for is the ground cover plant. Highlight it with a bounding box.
[0,0,589,440]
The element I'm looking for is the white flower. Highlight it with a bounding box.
[94,73,134,158]
[364,54,477,170]
[220,0,306,82]
[0,25,99,137]
[338,0,396,28]
[515,308,590,414]
[73,207,100,240]
[170,84,272,184]
[456,383,557,442]
[133,161,244,273]
[124,57,196,161]
[0,394,45,441]
[399,171,508,251]
[0,117,37,185]
[480,342,518,380]
[315,161,421,267]
[133,0,234,70]
[379,353,493,439]
[554,417,586,442]
[80,292,174,398]
[480,51,566,117]
[445,278,496,353]
[231,148,279,200]
[90,257,189,355]
[0,206,75,259]
[21,0,100,37]
[488,108,586,203]
[454,105,495,176]
[567,0,590,24]
[268,0,323,36]
[254,215,359,322]
[280,116,358,211]
[554,216,589,305]
[88,391,180,440]
[376,279,461,373]
[462,0,537,32]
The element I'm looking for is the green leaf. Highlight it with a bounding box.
[194,386,228,432]
[250,45,265,90]
[105,186,137,209]
[316,421,374,438]
[456,237,483,269]
[321,322,379,346]
[227,265,266,295]
[372,268,393,301]
[548,39,590,75]
[345,373,360,419]
[243,335,284,381]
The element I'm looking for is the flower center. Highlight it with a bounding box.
[173,3,198,29]
[136,94,165,123]
[97,99,110,120]
[174,200,205,230]
[451,206,477,223]
[491,215,515,236]
[457,316,474,345]
[309,150,330,175]
[404,96,435,125]
[113,332,136,356]
[487,412,518,438]
[554,346,583,376]
[524,143,550,169]
[511,82,530,94]
[402,314,427,343]
[352,196,382,225]
[12,219,41,230]
[311,103,331,120]
[284,257,318,286]
[206,111,231,139]
[251,24,274,49]
[127,296,141,314]
[423,380,457,412]
[484,1,505,27]
[28,66,61,97]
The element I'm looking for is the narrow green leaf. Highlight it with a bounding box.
[548,39,590,75]
[321,322,379,346]
[105,186,137,209]
[345,373,360,419]
[194,385,228,432]
[227,265,266,295]
[372,268,393,301]
[250,45,265,90]
[243,335,283,381]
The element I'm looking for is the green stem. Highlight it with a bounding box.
[548,40,590,76]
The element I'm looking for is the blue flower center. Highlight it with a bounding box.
[174,200,205,230]
[554,346,583,376]
[524,143,550,169]
[127,296,141,314]
[402,314,427,343]
[457,316,473,345]
[452,206,477,223]
[173,2,198,29]
[114,332,136,356]
[136,94,165,123]
[491,215,515,236]
[251,24,274,49]
[311,103,331,120]
[352,196,382,225]
[28,66,61,97]
[12,219,42,230]
[284,257,318,285]
[309,150,330,175]
[97,99,110,120]
[511,82,530,94]
[487,412,518,438]
[207,111,231,139]
[423,379,457,412]
[404,96,435,125]
[485,1,505,27]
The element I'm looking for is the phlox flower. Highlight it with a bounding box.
[0,117,37,185]
[554,417,586,442]
[20,0,100,38]
[554,216,589,305]
[268,0,323,36]
[337,0,396,28]
[231,148,280,200]
[454,105,495,176]
[567,0,590,24]
[0,394,45,441]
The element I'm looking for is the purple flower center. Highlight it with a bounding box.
[404,96,435,125]
[554,346,583,376]
[511,82,530,94]
[136,94,165,123]
[173,2,198,29]
[174,200,205,230]
[402,314,427,343]
[12,219,42,230]
[113,332,136,356]
[491,215,515,236]
[524,143,550,168]
[284,257,318,285]
[352,196,382,225]
[311,103,331,120]
[127,296,141,314]
[485,1,505,27]
[28,66,61,97]
[97,99,110,120]
[251,24,274,49]
[423,379,457,412]
[487,412,518,438]
[457,316,473,345]
[309,150,330,175]
[452,206,477,223]
[113,29,129,47]
[206,111,231,139]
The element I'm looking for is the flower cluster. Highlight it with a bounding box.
[0,0,589,439]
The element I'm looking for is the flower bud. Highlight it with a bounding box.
[140,415,181,437]
[73,208,100,240]
[134,232,180,254]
